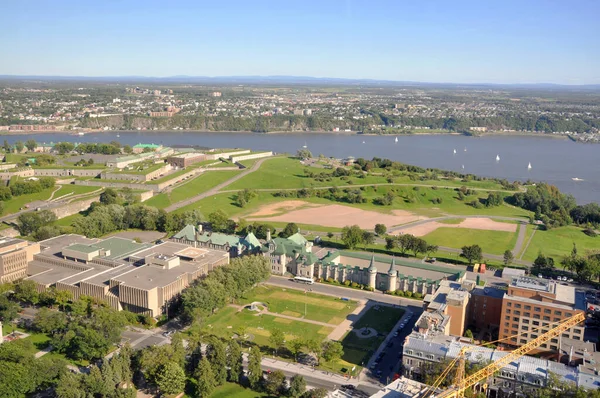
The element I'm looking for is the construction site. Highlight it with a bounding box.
[368,276,600,398]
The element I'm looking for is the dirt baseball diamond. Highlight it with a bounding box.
[246,201,425,229]
[394,217,518,237]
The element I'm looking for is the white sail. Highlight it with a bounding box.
[496,155,500,161]
[464,147,467,152]
[528,162,532,169]
[395,137,398,143]
[453,149,457,154]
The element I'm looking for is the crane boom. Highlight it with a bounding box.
[432,312,585,398]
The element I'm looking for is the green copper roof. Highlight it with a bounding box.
[172,224,196,241]
[196,232,241,247]
[66,243,101,254]
[133,143,161,148]
[287,232,307,246]
[243,232,261,249]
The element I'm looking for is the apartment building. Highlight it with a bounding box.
[499,277,586,352]
[0,238,40,283]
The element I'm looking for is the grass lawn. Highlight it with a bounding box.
[224,157,389,191]
[53,213,84,227]
[2,188,56,215]
[424,227,518,255]
[438,218,465,224]
[517,224,537,259]
[522,226,600,262]
[52,184,101,199]
[204,307,333,348]
[209,383,268,398]
[239,285,358,324]
[354,305,404,334]
[337,305,405,368]
[145,170,241,209]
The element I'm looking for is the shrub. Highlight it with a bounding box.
[413,292,422,299]
[344,280,351,286]
[404,291,413,298]
[351,282,359,288]
[583,228,597,237]
[396,290,405,297]
[326,277,334,284]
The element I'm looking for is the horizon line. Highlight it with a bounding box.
[0,74,598,87]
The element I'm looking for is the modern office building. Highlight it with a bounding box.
[0,238,41,283]
[25,235,229,316]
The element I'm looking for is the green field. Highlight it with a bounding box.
[224,157,389,191]
[425,227,517,255]
[2,188,56,215]
[522,226,600,262]
[52,184,101,199]
[145,170,241,209]
[239,285,358,324]
[209,383,268,398]
[204,307,333,349]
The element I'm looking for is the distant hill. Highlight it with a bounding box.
[0,74,599,90]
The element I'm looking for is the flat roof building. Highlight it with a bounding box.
[26,235,229,317]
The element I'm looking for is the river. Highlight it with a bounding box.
[4,131,599,204]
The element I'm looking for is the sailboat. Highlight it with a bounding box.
[528,162,532,170]
[464,147,467,152]
[461,165,465,170]
[302,142,307,149]
[395,137,398,143]
[496,154,500,161]
[453,149,457,154]
[116,134,120,138]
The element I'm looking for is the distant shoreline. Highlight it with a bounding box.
[0,128,575,141]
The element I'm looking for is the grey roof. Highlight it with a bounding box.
[388,257,398,276]
[367,255,377,273]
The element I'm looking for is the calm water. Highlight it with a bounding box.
[5,131,600,204]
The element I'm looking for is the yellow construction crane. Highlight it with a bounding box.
[422,312,585,398]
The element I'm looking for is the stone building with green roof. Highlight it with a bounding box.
[262,230,318,277]
[171,224,261,257]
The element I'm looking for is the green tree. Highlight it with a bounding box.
[306,339,322,365]
[288,374,307,397]
[14,280,40,304]
[3,140,10,153]
[280,222,299,238]
[461,245,483,265]
[296,149,312,159]
[16,210,57,236]
[15,141,24,153]
[385,237,396,250]
[155,362,186,396]
[227,340,243,383]
[503,250,514,266]
[341,225,364,249]
[206,337,227,386]
[99,188,120,205]
[195,357,215,397]
[374,223,387,236]
[248,346,263,389]
[409,237,428,257]
[269,328,286,356]
[25,139,37,152]
[288,338,305,362]
[265,370,287,396]
[208,210,229,232]
[464,329,474,339]
[0,295,21,323]
[321,340,344,363]
[302,388,329,398]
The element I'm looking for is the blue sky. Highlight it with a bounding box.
[1,0,599,84]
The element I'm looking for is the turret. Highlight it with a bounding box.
[388,257,398,292]
[266,229,271,242]
[367,255,377,289]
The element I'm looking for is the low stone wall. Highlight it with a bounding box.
[0,168,35,179]
[49,195,100,219]
[206,149,250,160]
[139,190,154,202]
[34,168,104,178]
[230,151,273,163]
[102,164,172,182]
[74,167,202,192]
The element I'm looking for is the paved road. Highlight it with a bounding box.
[164,157,270,212]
